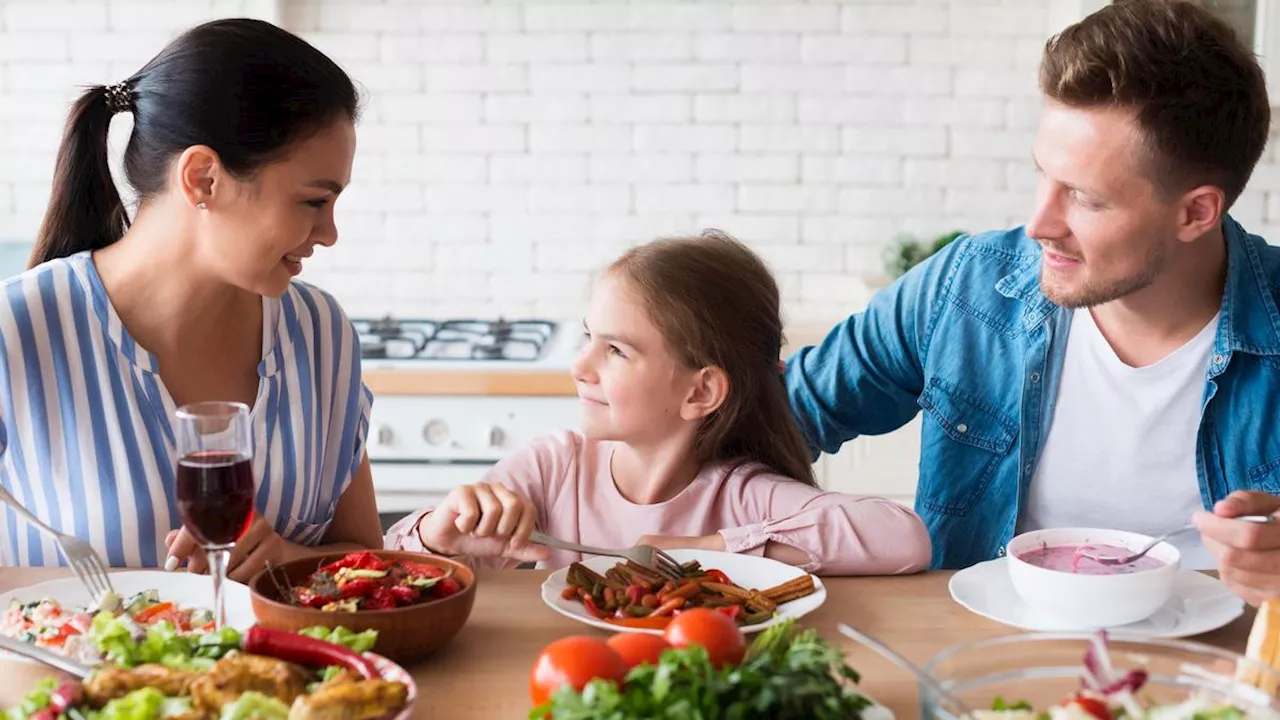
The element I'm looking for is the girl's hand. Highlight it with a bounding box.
[416,483,549,563]
[165,514,288,583]
[635,533,726,551]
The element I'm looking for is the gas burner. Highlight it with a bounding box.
[353,316,559,362]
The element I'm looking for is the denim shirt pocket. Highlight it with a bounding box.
[1247,456,1280,494]
[916,377,1018,516]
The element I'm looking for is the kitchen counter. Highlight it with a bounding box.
[363,367,577,396]
[361,322,843,397]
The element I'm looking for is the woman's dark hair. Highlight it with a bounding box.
[607,230,817,487]
[31,18,360,268]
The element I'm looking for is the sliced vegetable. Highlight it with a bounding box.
[243,626,378,679]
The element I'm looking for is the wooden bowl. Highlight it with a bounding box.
[248,550,476,664]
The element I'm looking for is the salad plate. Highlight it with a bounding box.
[0,570,254,665]
[949,557,1244,638]
[541,548,826,635]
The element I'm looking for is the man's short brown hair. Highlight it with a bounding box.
[1040,0,1271,207]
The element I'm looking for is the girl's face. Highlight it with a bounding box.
[571,273,704,445]
[198,119,356,297]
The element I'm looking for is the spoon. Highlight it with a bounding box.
[1079,514,1273,566]
[837,623,978,720]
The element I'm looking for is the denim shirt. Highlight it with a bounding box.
[784,217,1280,570]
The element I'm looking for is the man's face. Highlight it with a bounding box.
[1027,101,1182,308]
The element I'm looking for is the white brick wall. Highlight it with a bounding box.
[0,0,1275,325]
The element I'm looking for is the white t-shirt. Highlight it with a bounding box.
[1017,307,1218,569]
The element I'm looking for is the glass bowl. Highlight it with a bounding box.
[919,632,1280,718]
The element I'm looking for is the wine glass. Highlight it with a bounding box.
[174,401,255,630]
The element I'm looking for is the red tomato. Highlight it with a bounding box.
[663,608,746,668]
[529,636,628,707]
[606,632,670,669]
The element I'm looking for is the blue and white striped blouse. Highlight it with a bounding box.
[0,251,372,568]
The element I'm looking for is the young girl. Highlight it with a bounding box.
[385,231,931,575]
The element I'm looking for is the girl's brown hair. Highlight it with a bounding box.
[607,230,816,486]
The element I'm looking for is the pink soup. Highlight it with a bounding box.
[1016,543,1165,575]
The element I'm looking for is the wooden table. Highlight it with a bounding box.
[0,568,1254,718]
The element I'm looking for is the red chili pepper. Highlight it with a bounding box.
[703,569,731,585]
[339,578,380,600]
[244,626,378,679]
[581,595,607,619]
[389,585,420,606]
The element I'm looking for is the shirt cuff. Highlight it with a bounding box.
[718,524,769,556]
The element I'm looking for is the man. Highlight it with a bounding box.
[785,0,1280,605]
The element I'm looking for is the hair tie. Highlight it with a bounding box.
[104,82,133,115]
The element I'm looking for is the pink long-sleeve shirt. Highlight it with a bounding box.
[384,430,931,575]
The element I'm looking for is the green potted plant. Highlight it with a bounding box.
[882,230,964,279]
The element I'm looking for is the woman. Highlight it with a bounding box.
[0,19,382,581]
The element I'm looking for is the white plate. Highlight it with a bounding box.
[541,549,826,635]
[0,570,255,664]
[949,557,1244,638]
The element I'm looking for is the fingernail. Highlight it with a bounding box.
[164,555,179,572]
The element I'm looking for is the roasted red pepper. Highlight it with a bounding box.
[703,569,731,585]
[244,626,378,679]
[319,551,388,575]
[716,604,743,621]
[400,560,444,578]
[433,577,460,598]
[389,585,420,605]
[339,578,380,600]
[363,587,398,610]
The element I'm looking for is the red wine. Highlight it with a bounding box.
[176,451,255,546]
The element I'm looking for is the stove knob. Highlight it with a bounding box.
[375,425,394,447]
[485,426,506,449]
[423,419,449,446]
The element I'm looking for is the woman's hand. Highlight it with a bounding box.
[416,482,548,563]
[165,514,289,583]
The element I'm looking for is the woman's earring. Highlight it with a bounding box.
[196,201,207,210]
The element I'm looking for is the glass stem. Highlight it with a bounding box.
[207,545,233,630]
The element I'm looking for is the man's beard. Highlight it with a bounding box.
[1038,242,1166,308]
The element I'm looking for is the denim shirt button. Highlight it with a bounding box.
[1029,372,1040,383]
[997,547,1006,557]
[1213,353,1225,365]
[956,423,968,433]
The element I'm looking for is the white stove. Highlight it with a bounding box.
[355,316,583,529]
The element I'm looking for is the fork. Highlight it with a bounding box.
[528,530,684,580]
[0,484,116,605]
